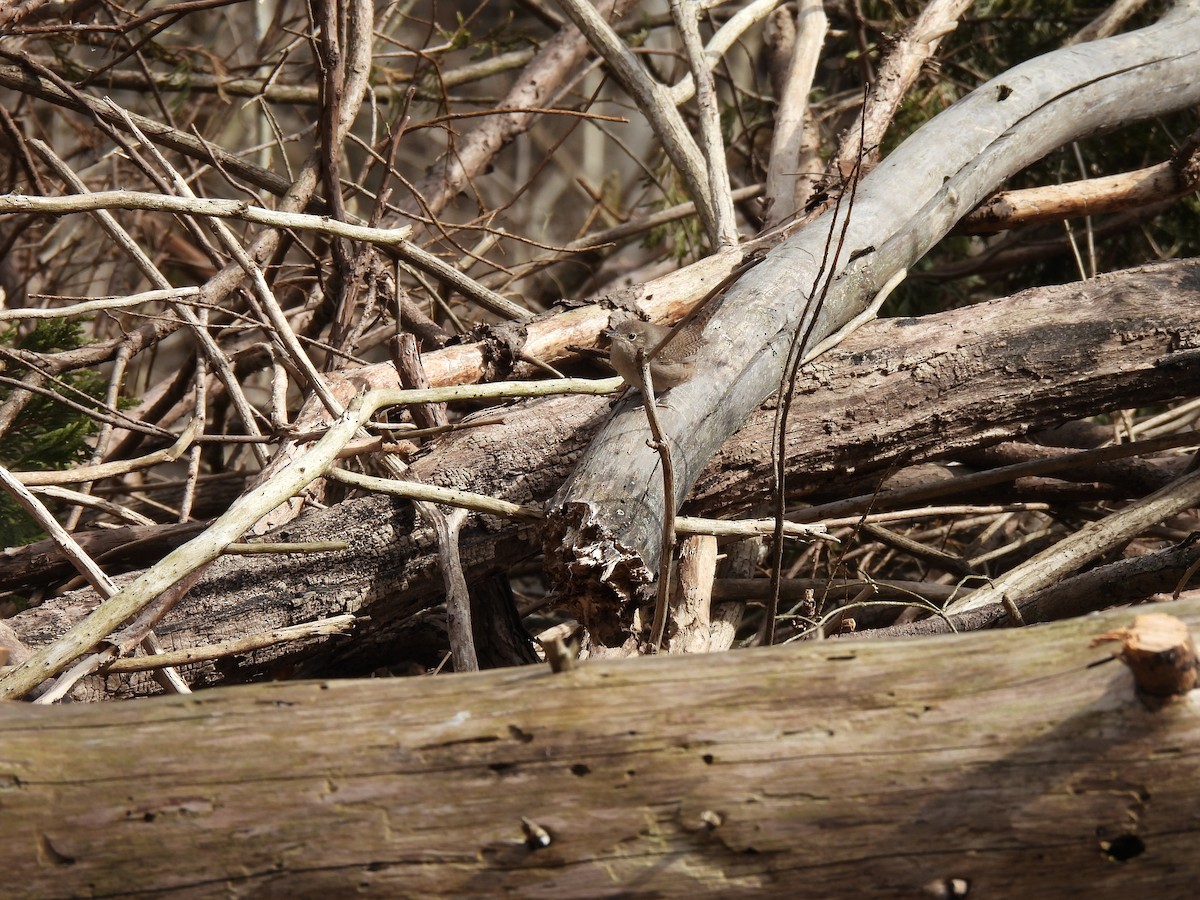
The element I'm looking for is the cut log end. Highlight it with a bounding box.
[1092,612,1199,701]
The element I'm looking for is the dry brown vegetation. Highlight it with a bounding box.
[3,0,1200,894]
[1,0,1199,692]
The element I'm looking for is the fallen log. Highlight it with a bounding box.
[6,259,1200,695]
[544,4,1200,650]
[1,598,1197,897]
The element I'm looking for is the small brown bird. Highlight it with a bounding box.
[605,312,706,392]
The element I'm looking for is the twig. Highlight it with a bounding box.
[390,334,449,428]
[633,348,677,652]
[13,419,199,486]
[26,485,156,527]
[947,464,1200,616]
[29,139,271,466]
[421,505,476,672]
[1068,0,1151,45]
[100,615,360,672]
[820,503,1052,529]
[0,464,190,699]
[0,191,414,245]
[17,50,538,102]
[765,111,868,646]
[764,0,827,227]
[0,287,200,320]
[107,102,347,421]
[667,0,787,106]
[671,534,719,653]
[0,377,623,700]
[390,237,531,321]
[831,0,972,174]
[958,144,1200,234]
[0,57,296,200]
[553,0,717,243]
[800,267,906,363]
[178,335,207,523]
[793,430,1200,524]
[329,466,830,541]
[671,0,738,247]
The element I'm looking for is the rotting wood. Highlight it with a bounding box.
[1,598,1197,898]
[5,259,1200,697]
[544,4,1200,652]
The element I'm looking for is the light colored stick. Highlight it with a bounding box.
[330,465,830,541]
[101,615,359,672]
[832,0,972,173]
[668,0,787,106]
[947,464,1200,615]
[29,139,270,466]
[0,377,621,700]
[0,286,201,321]
[553,0,717,243]
[764,0,827,227]
[0,191,413,245]
[802,268,907,363]
[0,465,190,699]
[671,0,739,247]
[14,419,199,486]
[106,102,345,421]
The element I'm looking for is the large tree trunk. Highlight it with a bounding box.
[6,259,1200,696]
[1,597,1196,898]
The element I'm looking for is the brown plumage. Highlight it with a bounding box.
[605,312,706,392]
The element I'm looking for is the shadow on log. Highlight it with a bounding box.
[1,598,1198,897]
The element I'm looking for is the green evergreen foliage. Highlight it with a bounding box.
[0,320,108,548]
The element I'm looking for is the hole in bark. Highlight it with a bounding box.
[570,763,590,776]
[1100,834,1145,861]
[702,754,715,765]
[508,725,533,743]
[997,84,1012,101]
[489,762,517,774]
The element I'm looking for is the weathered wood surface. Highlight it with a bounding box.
[6,259,1200,695]
[544,4,1200,638]
[2,599,1198,898]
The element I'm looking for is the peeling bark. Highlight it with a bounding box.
[7,260,1200,695]
[544,4,1200,650]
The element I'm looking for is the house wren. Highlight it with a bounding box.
[605,312,707,392]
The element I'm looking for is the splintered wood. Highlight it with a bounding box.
[1092,612,1199,699]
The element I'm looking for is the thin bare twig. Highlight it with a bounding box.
[765,0,827,227]
[671,0,739,247]
[101,615,359,672]
[553,0,717,243]
[29,139,272,465]
[0,377,623,700]
[0,191,414,244]
[0,464,190,700]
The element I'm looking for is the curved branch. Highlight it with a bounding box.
[546,4,1200,650]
